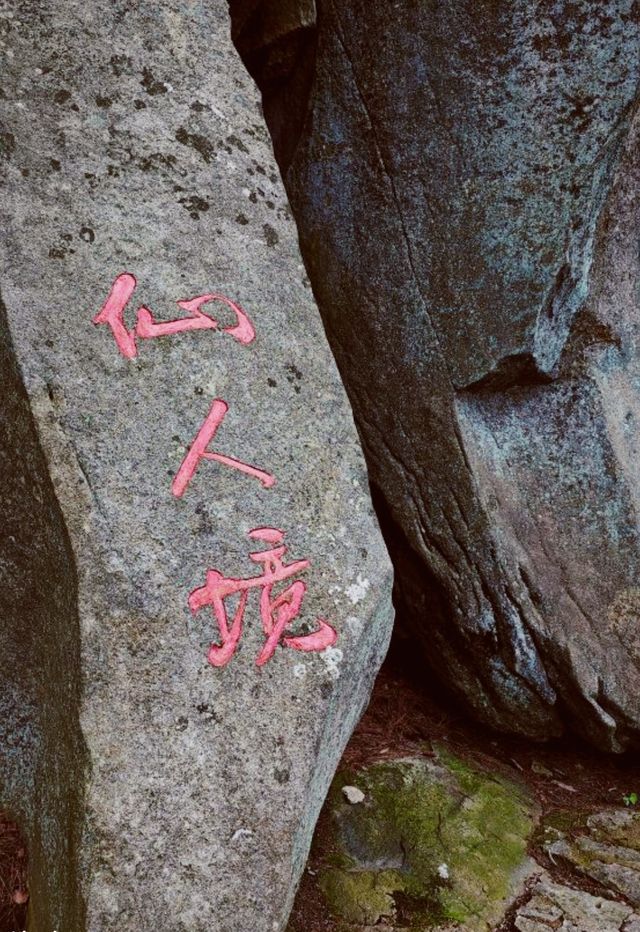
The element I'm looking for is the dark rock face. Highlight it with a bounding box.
[231,1,640,749]
[0,295,86,930]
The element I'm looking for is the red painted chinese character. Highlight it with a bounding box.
[188,528,337,667]
[92,272,255,358]
[92,272,138,358]
[172,399,275,496]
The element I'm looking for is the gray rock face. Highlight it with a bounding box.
[231,0,640,749]
[546,809,640,907]
[0,1,393,929]
[514,876,640,932]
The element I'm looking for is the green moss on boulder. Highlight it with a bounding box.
[318,750,537,929]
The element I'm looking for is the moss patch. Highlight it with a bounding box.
[318,750,537,930]
[320,868,400,925]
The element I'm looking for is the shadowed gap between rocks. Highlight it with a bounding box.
[0,291,87,929]
[0,812,27,932]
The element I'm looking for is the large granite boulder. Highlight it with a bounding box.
[0,1,393,928]
[231,0,640,751]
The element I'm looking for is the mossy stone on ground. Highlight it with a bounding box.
[544,807,640,907]
[514,876,640,932]
[318,749,538,930]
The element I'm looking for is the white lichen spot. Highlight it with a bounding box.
[293,663,307,679]
[346,615,363,636]
[346,575,370,605]
[437,863,450,880]
[320,645,343,679]
[231,828,253,843]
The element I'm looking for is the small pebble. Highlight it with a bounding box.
[342,785,365,804]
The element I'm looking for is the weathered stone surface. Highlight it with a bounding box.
[0,1,393,929]
[545,808,640,906]
[314,751,538,929]
[230,0,640,749]
[514,876,640,932]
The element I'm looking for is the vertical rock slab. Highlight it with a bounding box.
[0,1,393,929]
[230,0,640,750]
